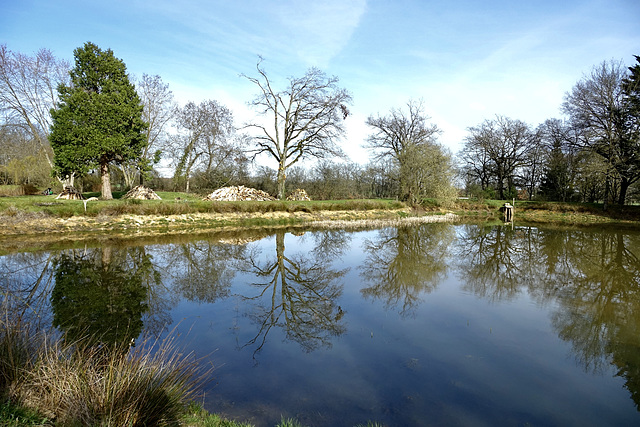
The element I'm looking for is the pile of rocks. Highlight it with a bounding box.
[56,186,84,200]
[123,185,162,200]
[203,185,276,201]
[286,188,311,201]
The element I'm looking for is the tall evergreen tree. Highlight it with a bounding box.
[623,55,640,116]
[538,119,575,201]
[539,139,571,201]
[50,42,147,199]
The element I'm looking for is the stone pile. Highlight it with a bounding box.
[123,185,162,200]
[286,188,311,201]
[203,185,276,201]
[56,186,84,200]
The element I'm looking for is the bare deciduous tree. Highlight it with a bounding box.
[365,99,452,203]
[461,115,537,200]
[243,59,352,199]
[171,100,234,192]
[119,74,176,189]
[365,99,441,160]
[135,74,175,185]
[0,44,69,179]
[563,59,639,207]
[0,123,51,185]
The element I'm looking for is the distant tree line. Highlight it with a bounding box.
[459,57,640,206]
[1,42,638,205]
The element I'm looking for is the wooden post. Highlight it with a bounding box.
[503,202,513,222]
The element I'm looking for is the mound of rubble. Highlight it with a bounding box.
[56,186,84,200]
[286,189,311,201]
[123,185,162,200]
[203,185,276,201]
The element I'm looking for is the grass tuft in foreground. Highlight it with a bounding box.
[20,335,207,426]
[0,399,50,426]
[1,316,209,426]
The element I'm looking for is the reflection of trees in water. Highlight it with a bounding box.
[456,225,640,410]
[49,244,177,347]
[308,229,353,261]
[163,241,249,304]
[241,230,348,355]
[360,223,454,315]
[548,231,640,409]
[455,225,549,301]
[0,251,55,331]
[51,247,155,346]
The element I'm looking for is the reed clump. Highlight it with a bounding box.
[1,320,208,426]
[0,321,41,396]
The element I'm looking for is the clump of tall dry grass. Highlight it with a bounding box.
[16,332,208,426]
[0,319,41,396]
[1,314,210,426]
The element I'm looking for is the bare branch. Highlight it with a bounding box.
[243,58,352,199]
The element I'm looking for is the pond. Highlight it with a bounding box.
[3,223,640,426]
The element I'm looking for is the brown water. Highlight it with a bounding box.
[3,223,640,426]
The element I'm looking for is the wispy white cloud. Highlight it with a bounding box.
[140,0,366,73]
[3,0,637,163]
[272,0,367,66]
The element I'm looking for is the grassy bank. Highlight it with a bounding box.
[0,316,208,426]
[3,189,638,225]
[0,191,405,218]
[1,190,640,246]
[453,198,640,226]
[0,191,412,239]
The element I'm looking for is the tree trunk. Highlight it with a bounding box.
[61,173,75,189]
[497,171,505,199]
[618,176,630,206]
[101,162,113,200]
[119,164,136,190]
[277,163,286,200]
[101,246,112,270]
[603,171,610,211]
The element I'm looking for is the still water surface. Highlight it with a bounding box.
[3,223,640,426]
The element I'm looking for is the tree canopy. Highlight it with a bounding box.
[171,99,236,192]
[460,115,538,200]
[365,99,441,160]
[243,59,352,200]
[365,100,454,203]
[0,44,69,174]
[49,42,147,199]
[563,59,640,206]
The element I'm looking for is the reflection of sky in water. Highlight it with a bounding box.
[4,224,640,426]
[161,226,640,426]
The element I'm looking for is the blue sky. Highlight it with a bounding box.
[2,0,639,163]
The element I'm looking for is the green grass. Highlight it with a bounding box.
[453,198,640,223]
[182,403,253,426]
[0,190,407,219]
[0,400,50,426]
[275,418,306,427]
[1,398,389,427]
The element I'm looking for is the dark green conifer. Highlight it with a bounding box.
[50,42,147,199]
